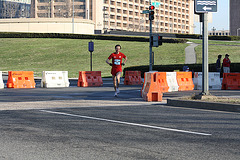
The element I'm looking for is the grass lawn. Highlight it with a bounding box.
[194,45,240,64]
[0,38,188,78]
[1,38,239,78]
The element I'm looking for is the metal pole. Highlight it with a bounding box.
[90,52,92,71]
[72,0,74,33]
[152,51,154,66]
[202,13,209,95]
[149,0,152,71]
[103,6,105,31]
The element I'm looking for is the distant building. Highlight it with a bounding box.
[30,0,195,34]
[230,0,240,36]
[0,0,31,18]
[208,30,230,36]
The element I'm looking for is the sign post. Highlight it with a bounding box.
[195,0,217,95]
[88,41,94,71]
[202,13,209,95]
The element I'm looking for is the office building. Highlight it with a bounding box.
[103,0,194,34]
[230,0,240,36]
[30,0,195,34]
[0,0,31,18]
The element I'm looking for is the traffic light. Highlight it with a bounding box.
[158,36,163,46]
[149,11,154,20]
[149,5,155,10]
[149,5,155,20]
[151,35,163,47]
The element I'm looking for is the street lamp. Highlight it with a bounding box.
[237,28,240,36]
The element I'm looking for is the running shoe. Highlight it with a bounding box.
[114,92,118,97]
[116,88,120,94]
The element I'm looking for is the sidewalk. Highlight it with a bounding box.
[185,42,199,64]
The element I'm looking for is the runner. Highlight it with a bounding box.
[106,45,127,97]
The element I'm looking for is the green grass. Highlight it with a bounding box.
[194,45,240,64]
[0,38,188,77]
[1,38,239,78]
[187,39,240,64]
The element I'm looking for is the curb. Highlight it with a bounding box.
[167,98,240,113]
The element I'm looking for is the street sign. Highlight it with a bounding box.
[88,41,94,52]
[151,2,161,8]
[141,10,149,14]
[195,0,217,13]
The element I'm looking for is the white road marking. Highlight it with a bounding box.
[40,110,212,136]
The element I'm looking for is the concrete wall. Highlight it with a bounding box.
[0,18,95,34]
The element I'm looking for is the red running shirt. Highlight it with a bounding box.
[108,52,126,75]
[223,58,231,67]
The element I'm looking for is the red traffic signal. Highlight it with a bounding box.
[149,5,155,10]
[149,10,154,20]
[158,36,162,46]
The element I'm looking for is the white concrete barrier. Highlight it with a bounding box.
[0,71,4,89]
[194,72,221,90]
[41,71,70,88]
[166,72,179,92]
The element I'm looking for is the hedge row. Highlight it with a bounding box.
[0,32,186,43]
[176,33,240,41]
[123,63,240,78]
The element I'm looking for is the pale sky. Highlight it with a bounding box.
[194,0,229,34]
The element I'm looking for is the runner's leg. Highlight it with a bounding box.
[112,75,117,92]
[116,72,121,88]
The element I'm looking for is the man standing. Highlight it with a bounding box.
[223,54,231,73]
[216,55,222,73]
[106,45,127,97]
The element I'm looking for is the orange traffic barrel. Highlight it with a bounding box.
[78,71,103,87]
[7,71,35,88]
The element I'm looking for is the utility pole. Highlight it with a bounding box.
[72,0,74,33]
[149,0,153,71]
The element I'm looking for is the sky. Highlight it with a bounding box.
[194,0,229,34]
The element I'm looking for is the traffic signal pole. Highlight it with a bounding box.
[149,15,153,71]
[149,0,153,71]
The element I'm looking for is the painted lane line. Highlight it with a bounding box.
[40,110,212,136]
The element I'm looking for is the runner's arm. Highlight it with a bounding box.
[106,59,112,65]
[123,57,128,64]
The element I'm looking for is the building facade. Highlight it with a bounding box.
[31,0,194,34]
[0,0,31,18]
[208,30,230,36]
[103,0,194,34]
[230,0,240,36]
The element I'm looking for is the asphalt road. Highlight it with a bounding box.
[1,79,240,159]
[0,105,240,160]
